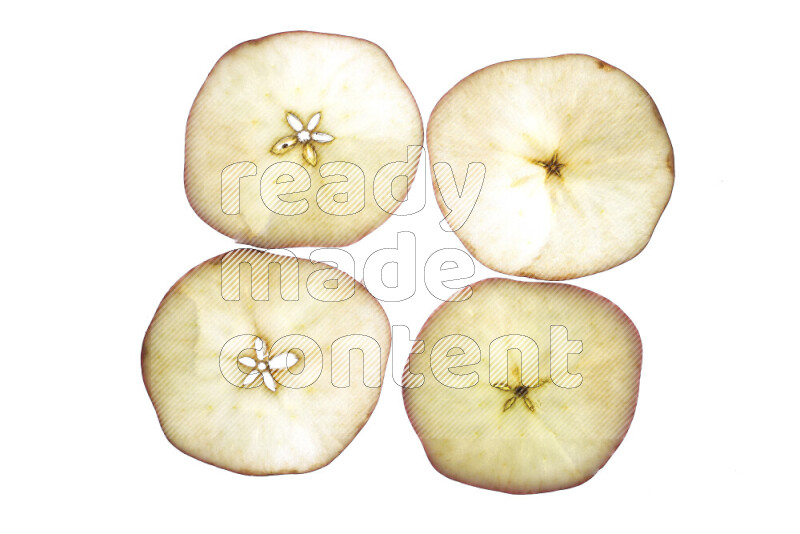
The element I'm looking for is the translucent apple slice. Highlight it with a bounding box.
[142,249,391,475]
[427,54,674,280]
[403,279,642,493]
[185,31,423,248]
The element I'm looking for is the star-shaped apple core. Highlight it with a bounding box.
[536,152,566,179]
[238,337,300,392]
[494,379,549,413]
[271,111,334,166]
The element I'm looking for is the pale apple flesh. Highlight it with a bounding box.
[142,249,391,475]
[403,279,642,493]
[427,54,674,280]
[185,31,423,249]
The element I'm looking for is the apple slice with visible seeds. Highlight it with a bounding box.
[403,278,642,494]
[427,54,674,280]
[185,31,423,248]
[142,249,390,475]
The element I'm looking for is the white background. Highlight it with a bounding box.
[2,1,798,531]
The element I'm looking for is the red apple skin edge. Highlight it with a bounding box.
[183,30,424,249]
[141,249,391,476]
[427,54,675,281]
[402,278,642,494]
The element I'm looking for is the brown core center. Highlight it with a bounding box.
[536,152,566,179]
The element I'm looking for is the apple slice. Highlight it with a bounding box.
[403,279,642,493]
[142,249,391,475]
[185,31,423,248]
[427,54,674,280]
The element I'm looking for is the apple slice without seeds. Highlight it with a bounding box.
[427,54,674,280]
[142,249,391,474]
[185,31,423,248]
[402,279,642,494]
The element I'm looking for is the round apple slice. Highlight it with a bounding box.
[142,249,391,475]
[185,31,423,248]
[403,279,642,493]
[427,54,674,280]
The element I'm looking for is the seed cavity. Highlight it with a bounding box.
[270,111,334,166]
[535,152,566,179]
[496,383,538,413]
